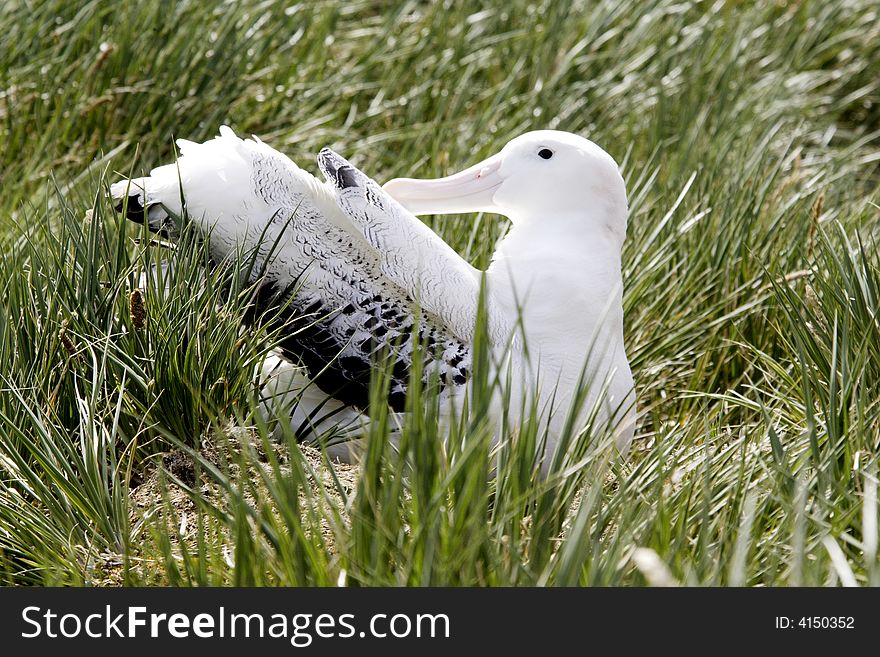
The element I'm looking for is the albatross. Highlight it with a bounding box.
[111,126,635,471]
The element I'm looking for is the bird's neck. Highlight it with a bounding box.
[487,211,625,358]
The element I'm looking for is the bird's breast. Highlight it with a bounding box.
[486,238,627,397]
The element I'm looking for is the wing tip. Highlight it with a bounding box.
[109,179,130,202]
[109,178,174,236]
[317,148,362,190]
[109,181,146,222]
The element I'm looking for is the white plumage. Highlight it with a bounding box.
[111,126,635,471]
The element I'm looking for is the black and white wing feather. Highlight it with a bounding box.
[316,148,481,340]
[111,126,478,412]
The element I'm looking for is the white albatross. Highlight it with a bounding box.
[111,126,636,471]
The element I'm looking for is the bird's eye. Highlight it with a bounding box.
[538,148,554,160]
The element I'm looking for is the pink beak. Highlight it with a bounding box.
[382,153,504,215]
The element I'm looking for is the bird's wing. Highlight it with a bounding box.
[111,126,474,412]
[316,148,481,341]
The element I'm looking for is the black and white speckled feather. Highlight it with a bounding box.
[111,126,475,415]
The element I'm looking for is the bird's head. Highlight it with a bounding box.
[383,130,628,242]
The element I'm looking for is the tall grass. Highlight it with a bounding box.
[0,0,878,585]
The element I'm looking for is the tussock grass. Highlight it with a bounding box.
[0,0,878,585]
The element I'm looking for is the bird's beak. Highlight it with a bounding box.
[382,153,504,216]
